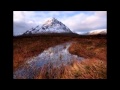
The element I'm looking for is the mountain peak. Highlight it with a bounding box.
[44,17,58,25]
[23,17,73,35]
[49,17,56,21]
[46,17,57,22]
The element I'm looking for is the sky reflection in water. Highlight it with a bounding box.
[14,42,84,79]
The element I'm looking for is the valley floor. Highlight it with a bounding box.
[13,35,107,79]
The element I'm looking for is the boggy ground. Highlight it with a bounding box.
[13,34,106,79]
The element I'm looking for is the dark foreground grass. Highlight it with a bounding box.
[13,34,106,79]
[35,59,106,79]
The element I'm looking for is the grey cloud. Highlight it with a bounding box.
[13,21,38,36]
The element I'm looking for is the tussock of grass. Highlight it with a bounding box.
[35,59,106,79]
[13,36,71,70]
[14,35,106,79]
[69,38,106,60]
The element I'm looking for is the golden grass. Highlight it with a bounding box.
[13,36,71,70]
[13,35,107,79]
[69,38,106,61]
[35,59,106,79]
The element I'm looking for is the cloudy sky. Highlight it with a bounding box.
[13,11,107,36]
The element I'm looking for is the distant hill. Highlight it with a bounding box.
[84,29,107,35]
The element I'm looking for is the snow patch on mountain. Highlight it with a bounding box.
[75,29,107,35]
[87,29,107,35]
[23,18,73,35]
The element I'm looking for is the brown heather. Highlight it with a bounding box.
[13,34,106,79]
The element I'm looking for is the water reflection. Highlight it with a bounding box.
[14,42,84,79]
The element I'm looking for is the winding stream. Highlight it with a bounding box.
[13,42,84,79]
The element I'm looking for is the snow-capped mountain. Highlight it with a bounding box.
[84,29,107,35]
[23,18,73,35]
